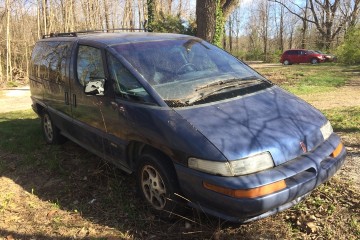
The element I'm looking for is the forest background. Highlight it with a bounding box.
[0,0,359,86]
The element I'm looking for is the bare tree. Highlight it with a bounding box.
[271,0,360,49]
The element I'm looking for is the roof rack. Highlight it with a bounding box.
[42,27,148,39]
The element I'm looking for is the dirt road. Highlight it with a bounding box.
[0,86,32,113]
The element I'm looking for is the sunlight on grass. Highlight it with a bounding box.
[323,107,360,132]
[257,64,355,95]
[284,85,336,95]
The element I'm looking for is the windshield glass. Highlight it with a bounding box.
[112,38,269,106]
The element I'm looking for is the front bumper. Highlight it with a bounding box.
[175,133,346,222]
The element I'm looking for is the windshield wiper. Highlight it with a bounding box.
[195,77,262,91]
[187,79,262,104]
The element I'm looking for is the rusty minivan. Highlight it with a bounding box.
[29,32,346,222]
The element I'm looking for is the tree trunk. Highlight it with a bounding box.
[196,0,239,43]
[103,0,110,31]
[42,0,48,34]
[196,0,216,41]
[6,0,12,82]
[228,17,233,52]
[301,0,308,49]
[278,2,284,52]
[37,0,41,38]
[147,0,155,31]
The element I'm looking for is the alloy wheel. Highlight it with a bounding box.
[141,165,167,210]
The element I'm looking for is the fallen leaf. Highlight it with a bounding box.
[6,235,14,240]
[306,222,317,233]
[47,210,57,218]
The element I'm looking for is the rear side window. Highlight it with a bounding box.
[285,50,298,55]
[76,45,105,86]
[30,41,72,83]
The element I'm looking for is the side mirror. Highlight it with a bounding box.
[84,79,105,96]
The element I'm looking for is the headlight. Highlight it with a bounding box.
[188,152,274,176]
[320,120,333,140]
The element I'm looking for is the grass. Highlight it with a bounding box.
[323,107,360,133]
[0,110,68,174]
[258,63,358,95]
[0,110,42,154]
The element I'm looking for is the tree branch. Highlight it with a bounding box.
[222,0,240,20]
[269,0,317,25]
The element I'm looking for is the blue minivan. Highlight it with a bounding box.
[29,32,346,222]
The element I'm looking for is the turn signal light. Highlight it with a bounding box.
[203,180,286,198]
[331,142,343,158]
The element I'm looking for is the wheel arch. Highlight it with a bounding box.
[126,141,176,172]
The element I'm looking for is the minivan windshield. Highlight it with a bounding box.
[112,38,269,106]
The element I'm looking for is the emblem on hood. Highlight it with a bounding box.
[300,141,307,153]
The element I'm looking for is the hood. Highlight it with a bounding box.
[175,86,326,166]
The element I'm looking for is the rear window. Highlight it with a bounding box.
[30,41,73,83]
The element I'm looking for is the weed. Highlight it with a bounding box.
[0,193,13,212]
[6,81,18,88]
[52,199,61,209]
[350,215,360,237]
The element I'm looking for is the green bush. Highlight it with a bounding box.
[266,49,283,63]
[149,13,195,35]
[242,48,263,61]
[336,27,360,64]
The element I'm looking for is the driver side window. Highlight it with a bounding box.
[107,53,153,103]
[77,45,105,86]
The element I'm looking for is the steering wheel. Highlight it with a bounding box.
[176,63,197,75]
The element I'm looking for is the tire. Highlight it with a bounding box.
[41,111,66,144]
[136,152,184,218]
[311,58,319,64]
[283,60,290,65]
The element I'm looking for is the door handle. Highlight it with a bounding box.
[65,92,69,105]
[73,94,77,107]
[111,101,126,114]
[110,101,118,110]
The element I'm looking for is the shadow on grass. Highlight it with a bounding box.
[2,110,358,239]
[1,115,277,239]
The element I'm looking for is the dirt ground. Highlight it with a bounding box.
[0,87,32,113]
[0,68,359,239]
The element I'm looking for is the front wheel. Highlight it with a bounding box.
[41,111,65,144]
[136,152,184,218]
[283,60,290,65]
[311,58,319,64]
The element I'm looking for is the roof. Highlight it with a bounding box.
[39,32,196,46]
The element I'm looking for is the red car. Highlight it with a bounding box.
[280,49,325,65]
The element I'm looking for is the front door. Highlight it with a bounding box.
[69,44,109,157]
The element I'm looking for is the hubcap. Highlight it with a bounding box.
[43,114,53,141]
[141,165,167,210]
